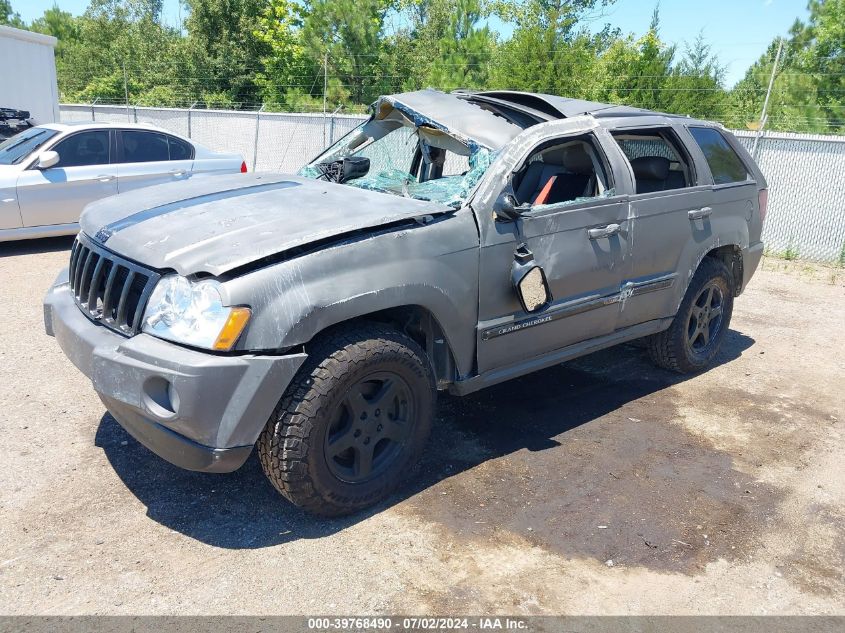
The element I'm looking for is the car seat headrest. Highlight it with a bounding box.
[561,145,594,175]
[631,156,670,181]
[83,137,104,153]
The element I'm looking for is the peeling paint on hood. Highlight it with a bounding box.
[80,173,450,277]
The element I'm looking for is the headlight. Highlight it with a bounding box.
[142,275,251,351]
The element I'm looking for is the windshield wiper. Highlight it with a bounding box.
[1,131,47,154]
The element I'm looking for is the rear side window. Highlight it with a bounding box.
[52,130,110,168]
[121,131,169,163]
[168,136,193,161]
[688,127,750,184]
[611,128,694,193]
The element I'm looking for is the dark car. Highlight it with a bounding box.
[44,89,767,515]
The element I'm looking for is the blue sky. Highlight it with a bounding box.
[15,0,809,86]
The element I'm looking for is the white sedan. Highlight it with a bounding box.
[0,122,246,242]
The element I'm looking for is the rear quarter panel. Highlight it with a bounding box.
[191,145,244,175]
[192,156,244,175]
[672,124,760,302]
[720,128,767,245]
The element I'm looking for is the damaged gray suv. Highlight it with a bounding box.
[44,90,767,515]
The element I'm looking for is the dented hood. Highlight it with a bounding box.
[80,173,448,276]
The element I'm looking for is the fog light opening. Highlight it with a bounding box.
[142,376,178,419]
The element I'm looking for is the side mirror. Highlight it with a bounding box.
[494,192,531,222]
[341,156,370,183]
[511,244,551,313]
[36,150,59,170]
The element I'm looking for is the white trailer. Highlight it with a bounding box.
[0,25,59,125]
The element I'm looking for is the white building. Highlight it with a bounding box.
[0,25,59,124]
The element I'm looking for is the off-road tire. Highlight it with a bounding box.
[258,323,436,516]
[647,257,735,374]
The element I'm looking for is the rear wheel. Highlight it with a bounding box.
[647,257,734,373]
[258,323,435,516]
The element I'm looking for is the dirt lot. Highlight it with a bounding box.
[0,237,843,615]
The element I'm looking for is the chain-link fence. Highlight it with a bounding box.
[733,130,845,264]
[60,104,845,264]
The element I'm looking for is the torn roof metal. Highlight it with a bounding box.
[374,89,524,151]
[458,90,678,121]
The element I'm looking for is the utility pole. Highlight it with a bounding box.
[253,104,265,172]
[187,101,198,139]
[322,52,328,147]
[752,40,783,159]
[328,104,344,146]
[123,61,131,122]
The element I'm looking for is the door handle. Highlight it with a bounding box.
[96,175,115,182]
[588,223,621,239]
[688,206,713,220]
[170,170,187,177]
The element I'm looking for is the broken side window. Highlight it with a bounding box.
[513,136,613,209]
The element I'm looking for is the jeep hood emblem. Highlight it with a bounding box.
[94,227,112,243]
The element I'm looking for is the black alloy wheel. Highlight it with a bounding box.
[324,371,416,483]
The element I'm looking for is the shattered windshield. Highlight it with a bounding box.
[299,116,493,208]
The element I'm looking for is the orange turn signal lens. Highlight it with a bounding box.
[212,307,251,351]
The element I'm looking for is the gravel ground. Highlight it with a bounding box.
[0,237,843,615]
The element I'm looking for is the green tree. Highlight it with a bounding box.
[383,0,469,94]
[182,0,272,107]
[57,0,183,105]
[729,0,844,134]
[424,0,494,91]
[598,7,675,110]
[301,0,392,104]
[1,0,26,28]
[30,3,82,73]
[801,0,844,131]
[254,0,319,109]
[664,33,728,120]
[31,5,81,43]
[488,0,617,97]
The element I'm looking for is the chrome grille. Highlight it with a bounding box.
[68,234,161,335]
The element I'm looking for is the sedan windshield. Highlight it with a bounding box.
[0,127,59,165]
[299,118,493,208]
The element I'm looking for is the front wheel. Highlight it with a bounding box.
[258,323,435,516]
[647,257,735,373]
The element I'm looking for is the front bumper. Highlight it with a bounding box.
[44,268,307,473]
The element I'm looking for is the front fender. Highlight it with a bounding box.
[223,212,480,377]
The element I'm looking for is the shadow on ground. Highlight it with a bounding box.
[0,235,75,258]
[95,328,780,572]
